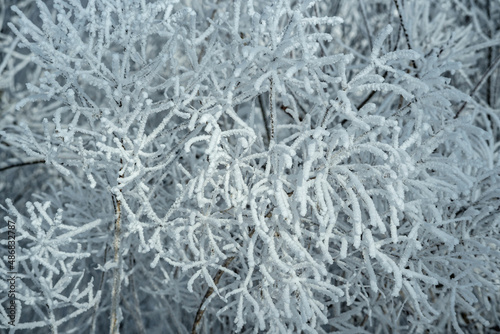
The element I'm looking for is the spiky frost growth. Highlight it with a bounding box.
[1,0,499,333]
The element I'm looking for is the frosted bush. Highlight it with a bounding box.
[1,0,499,333]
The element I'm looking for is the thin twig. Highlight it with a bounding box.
[288,89,307,120]
[455,53,500,118]
[359,0,373,51]
[356,71,389,110]
[197,0,220,64]
[393,0,412,51]
[356,1,405,112]
[110,152,124,334]
[269,77,276,142]
[0,159,45,172]
[190,256,236,334]
[486,2,493,107]
[321,102,336,128]
[109,193,122,334]
[393,0,417,71]
[356,90,377,111]
[191,228,256,334]
[357,22,401,111]
[258,94,271,146]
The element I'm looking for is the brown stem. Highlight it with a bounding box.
[109,193,122,334]
[190,255,235,334]
[110,152,124,334]
[191,229,256,334]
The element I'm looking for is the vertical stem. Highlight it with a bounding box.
[392,0,411,51]
[393,0,417,70]
[321,104,334,128]
[109,193,122,334]
[359,0,373,51]
[269,77,276,143]
[486,0,493,107]
[110,156,124,334]
[258,94,271,146]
